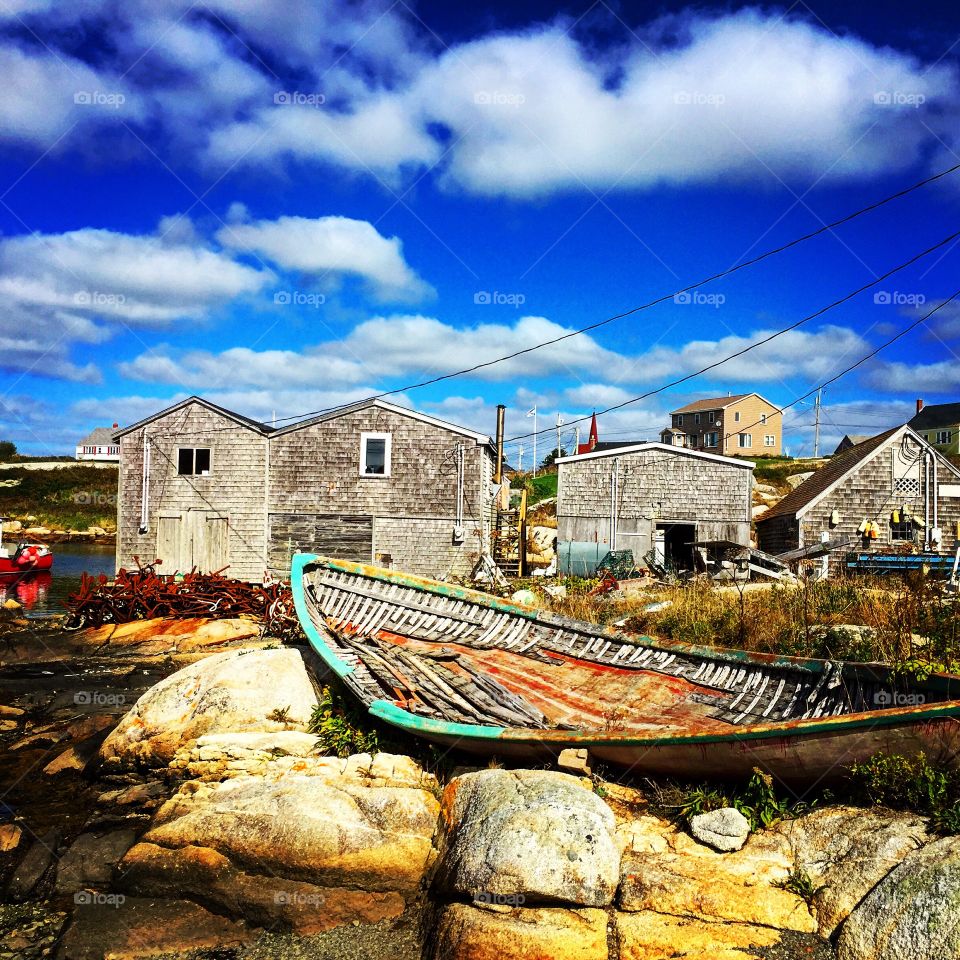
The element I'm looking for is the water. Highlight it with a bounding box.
[0,541,115,617]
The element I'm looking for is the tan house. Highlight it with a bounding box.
[660,393,782,457]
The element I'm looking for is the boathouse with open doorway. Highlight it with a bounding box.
[555,442,754,574]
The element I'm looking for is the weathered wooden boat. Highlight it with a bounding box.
[292,555,960,780]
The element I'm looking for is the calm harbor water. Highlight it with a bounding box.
[0,541,115,617]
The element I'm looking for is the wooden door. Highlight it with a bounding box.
[156,514,183,572]
[156,511,229,574]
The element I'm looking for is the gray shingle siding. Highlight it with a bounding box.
[557,448,753,558]
[116,399,494,582]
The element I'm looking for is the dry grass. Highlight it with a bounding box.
[542,571,960,671]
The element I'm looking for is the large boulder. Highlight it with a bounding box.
[54,829,139,894]
[76,617,261,657]
[837,835,960,960]
[436,769,619,908]
[118,760,440,933]
[616,910,781,960]
[99,648,318,769]
[432,903,609,960]
[58,896,253,960]
[619,815,815,932]
[169,733,435,787]
[780,806,930,936]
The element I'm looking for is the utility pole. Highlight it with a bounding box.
[813,388,822,458]
[526,406,537,478]
[518,445,524,472]
[574,426,580,454]
[556,413,565,463]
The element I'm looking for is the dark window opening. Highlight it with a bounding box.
[178,447,211,476]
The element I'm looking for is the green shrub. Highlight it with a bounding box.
[308,683,380,758]
[850,751,960,834]
[677,767,810,832]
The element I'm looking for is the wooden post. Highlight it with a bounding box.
[494,404,505,484]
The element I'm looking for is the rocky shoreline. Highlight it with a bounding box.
[2,520,115,545]
[0,616,957,960]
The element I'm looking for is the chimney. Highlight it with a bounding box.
[916,398,924,415]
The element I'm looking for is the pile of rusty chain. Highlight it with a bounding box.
[65,559,301,641]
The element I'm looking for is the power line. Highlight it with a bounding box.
[138,221,960,445]
[195,159,960,433]
[507,226,960,443]
[549,290,960,489]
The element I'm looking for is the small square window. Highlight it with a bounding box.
[177,447,211,476]
[734,411,740,422]
[764,435,775,447]
[891,519,915,541]
[760,413,767,424]
[360,433,391,477]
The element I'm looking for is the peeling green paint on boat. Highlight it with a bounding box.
[290,552,355,679]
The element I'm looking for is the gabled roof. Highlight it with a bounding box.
[670,393,776,415]
[757,425,960,524]
[114,396,493,445]
[557,441,754,469]
[78,427,118,446]
[909,402,960,431]
[272,398,492,443]
[114,396,271,439]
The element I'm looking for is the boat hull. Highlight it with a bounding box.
[369,700,960,781]
[292,554,960,781]
[0,547,53,577]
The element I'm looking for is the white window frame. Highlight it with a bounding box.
[937,430,952,444]
[176,446,212,477]
[760,413,767,424]
[738,433,752,448]
[676,414,684,426]
[694,413,701,425]
[360,432,392,477]
[764,435,775,447]
[704,432,718,447]
[734,411,740,422]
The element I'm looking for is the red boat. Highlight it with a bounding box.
[0,519,53,577]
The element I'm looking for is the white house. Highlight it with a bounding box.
[76,425,121,462]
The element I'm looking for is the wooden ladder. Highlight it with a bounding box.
[493,490,527,579]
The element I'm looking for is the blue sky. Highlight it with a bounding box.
[1,1,959,460]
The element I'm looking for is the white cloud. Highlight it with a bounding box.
[624,325,872,384]
[216,216,433,302]
[116,313,878,403]
[0,227,271,322]
[865,358,960,394]
[0,6,954,194]
[0,43,145,146]
[204,9,958,195]
[0,224,273,382]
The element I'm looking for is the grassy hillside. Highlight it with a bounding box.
[0,466,118,532]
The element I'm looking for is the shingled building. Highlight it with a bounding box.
[114,396,496,581]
